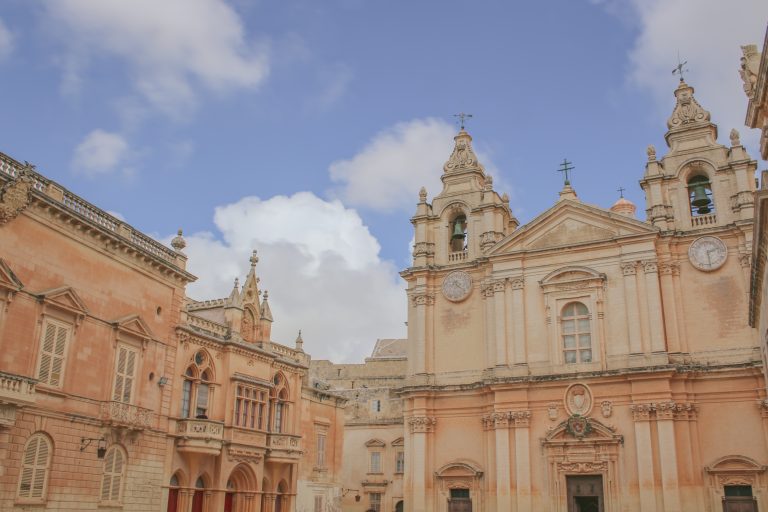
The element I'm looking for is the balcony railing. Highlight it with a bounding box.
[100,401,153,430]
[267,433,302,452]
[448,251,467,262]
[176,418,225,455]
[0,371,36,406]
[691,213,717,227]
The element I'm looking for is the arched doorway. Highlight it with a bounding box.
[167,474,181,512]
[224,479,235,512]
[226,464,257,512]
[192,477,205,512]
[276,480,287,512]
[395,500,404,512]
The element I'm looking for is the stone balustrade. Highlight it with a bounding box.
[691,213,717,227]
[176,418,225,455]
[448,251,467,262]
[100,401,153,430]
[0,370,36,406]
[187,314,229,337]
[267,433,303,455]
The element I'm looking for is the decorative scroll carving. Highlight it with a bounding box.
[479,231,503,250]
[408,416,437,433]
[601,401,612,418]
[557,461,608,473]
[0,171,34,225]
[740,44,760,98]
[510,410,531,427]
[667,82,710,129]
[444,132,481,173]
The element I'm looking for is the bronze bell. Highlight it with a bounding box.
[690,183,711,208]
[451,218,465,240]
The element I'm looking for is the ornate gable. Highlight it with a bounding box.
[111,314,155,342]
[36,286,89,322]
[488,200,657,255]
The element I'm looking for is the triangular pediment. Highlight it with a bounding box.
[488,200,658,255]
[365,438,386,448]
[0,258,23,292]
[36,286,89,315]
[111,314,154,341]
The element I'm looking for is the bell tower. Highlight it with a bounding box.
[640,79,757,231]
[410,129,518,269]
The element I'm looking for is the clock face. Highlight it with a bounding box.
[442,271,473,302]
[688,236,727,271]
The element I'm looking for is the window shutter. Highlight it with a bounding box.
[112,346,137,404]
[31,438,49,498]
[110,450,123,501]
[101,449,115,501]
[18,435,50,499]
[38,321,69,386]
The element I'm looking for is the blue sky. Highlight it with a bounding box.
[0,0,766,361]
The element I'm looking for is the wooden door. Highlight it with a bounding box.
[166,488,178,512]
[224,492,234,512]
[448,499,472,512]
[566,475,604,512]
[191,490,204,512]
[723,498,758,512]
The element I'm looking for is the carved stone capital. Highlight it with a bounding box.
[479,231,503,250]
[621,262,637,276]
[739,253,751,269]
[631,401,697,421]
[641,260,658,274]
[482,412,510,430]
[659,262,680,276]
[411,293,435,307]
[758,399,768,418]
[412,242,435,258]
[408,416,436,434]
[510,278,524,290]
[630,403,654,421]
[509,410,532,427]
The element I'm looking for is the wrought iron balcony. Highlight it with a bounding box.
[100,400,153,430]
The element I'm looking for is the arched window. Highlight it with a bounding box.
[17,433,52,500]
[271,373,290,433]
[561,302,592,364]
[100,446,126,503]
[181,351,215,419]
[449,214,468,253]
[167,474,180,512]
[192,477,205,512]
[688,174,715,216]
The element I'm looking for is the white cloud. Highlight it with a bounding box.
[329,118,508,213]
[624,0,768,149]
[175,192,406,362]
[0,18,13,60]
[71,130,130,177]
[46,0,269,115]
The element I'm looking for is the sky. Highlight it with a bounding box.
[0,0,766,362]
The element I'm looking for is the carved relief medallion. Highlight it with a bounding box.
[442,271,473,302]
[564,383,593,417]
[688,236,727,272]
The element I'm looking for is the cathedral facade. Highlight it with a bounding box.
[399,79,766,512]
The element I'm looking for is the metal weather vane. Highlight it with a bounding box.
[557,158,575,186]
[453,112,473,130]
[672,53,689,82]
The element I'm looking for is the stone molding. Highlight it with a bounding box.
[557,461,608,473]
[408,416,437,433]
[630,401,697,421]
[410,293,436,306]
[481,410,531,429]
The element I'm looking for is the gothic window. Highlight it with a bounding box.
[17,433,52,500]
[271,373,290,433]
[234,384,268,429]
[100,446,126,504]
[688,174,715,216]
[449,214,468,253]
[112,344,138,404]
[562,302,592,364]
[181,350,215,419]
[37,318,71,387]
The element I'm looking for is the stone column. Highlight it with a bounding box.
[483,284,497,367]
[622,262,643,354]
[410,293,433,374]
[490,412,512,511]
[408,416,436,512]
[631,404,656,512]
[512,411,532,512]
[658,263,681,353]
[493,280,508,366]
[656,403,681,511]
[510,279,526,365]
[642,261,666,353]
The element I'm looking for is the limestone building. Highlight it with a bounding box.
[311,339,407,512]
[0,153,346,512]
[399,78,765,512]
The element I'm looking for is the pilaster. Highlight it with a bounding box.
[622,262,643,354]
[642,260,666,353]
[408,416,437,512]
[510,278,526,365]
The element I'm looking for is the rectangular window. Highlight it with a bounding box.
[370,399,381,413]
[234,385,268,429]
[112,345,138,404]
[370,451,381,473]
[37,319,71,387]
[196,383,209,417]
[314,495,324,512]
[181,380,192,418]
[274,403,283,433]
[395,451,405,473]
[369,492,382,512]
[316,433,326,467]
